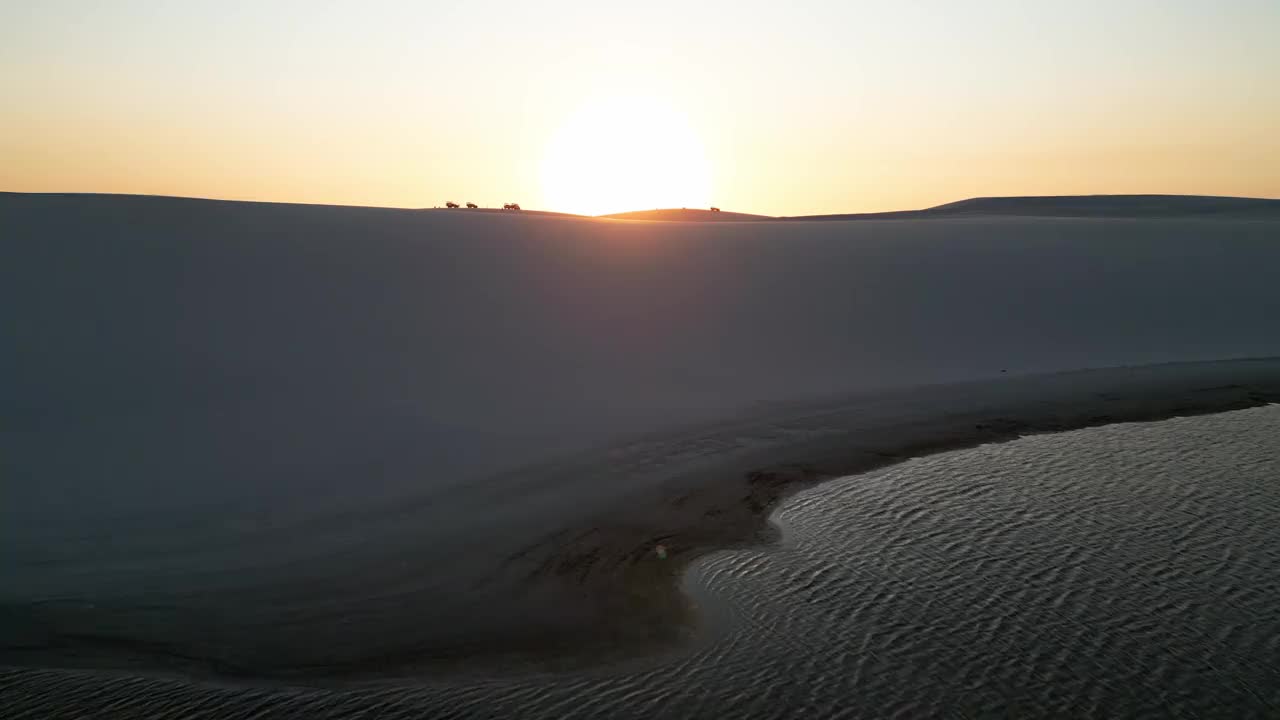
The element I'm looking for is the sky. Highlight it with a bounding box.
[2,0,1278,216]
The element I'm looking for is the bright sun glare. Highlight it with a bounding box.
[541,96,712,217]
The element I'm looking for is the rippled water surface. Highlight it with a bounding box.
[7,406,1280,718]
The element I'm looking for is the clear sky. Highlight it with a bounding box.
[3,1,1278,215]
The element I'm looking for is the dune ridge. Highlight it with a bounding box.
[788,193,1280,221]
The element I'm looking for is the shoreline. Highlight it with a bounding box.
[6,358,1280,685]
[475,358,1280,679]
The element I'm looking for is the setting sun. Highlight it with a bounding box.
[540,96,712,217]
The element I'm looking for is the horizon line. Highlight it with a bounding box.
[4,189,1280,220]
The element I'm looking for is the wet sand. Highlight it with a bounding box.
[9,397,1280,719]
[486,358,1280,674]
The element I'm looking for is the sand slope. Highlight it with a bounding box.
[3,192,1280,678]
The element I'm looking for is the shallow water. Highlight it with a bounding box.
[7,405,1280,718]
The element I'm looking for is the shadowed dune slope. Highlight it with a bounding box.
[3,191,1280,678]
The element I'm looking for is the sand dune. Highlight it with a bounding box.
[596,194,1280,222]
[589,194,1280,223]
[788,193,1280,221]
[3,191,1280,680]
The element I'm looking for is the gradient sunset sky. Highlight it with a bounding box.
[3,1,1277,216]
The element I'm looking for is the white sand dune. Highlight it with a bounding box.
[3,192,1280,678]
[788,193,1280,220]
